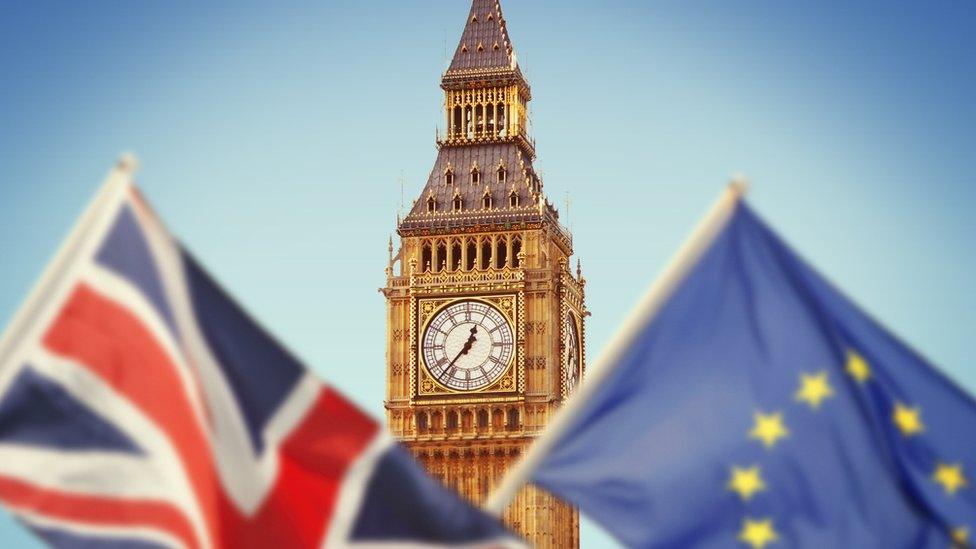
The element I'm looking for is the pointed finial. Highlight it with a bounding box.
[729,173,750,196]
[576,258,582,279]
[116,152,140,174]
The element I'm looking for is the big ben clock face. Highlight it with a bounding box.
[564,312,581,395]
[421,300,514,391]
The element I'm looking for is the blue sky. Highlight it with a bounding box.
[0,1,974,547]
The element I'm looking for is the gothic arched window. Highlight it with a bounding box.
[480,238,492,270]
[492,409,504,430]
[421,242,432,272]
[452,106,462,138]
[466,239,477,271]
[436,242,447,272]
[451,240,462,270]
[507,408,520,430]
[512,236,522,268]
[495,237,508,269]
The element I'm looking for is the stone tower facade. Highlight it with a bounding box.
[382,1,585,546]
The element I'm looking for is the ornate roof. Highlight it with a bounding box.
[398,139,566,241]
[398,0,565,242]
[401,142,542,227]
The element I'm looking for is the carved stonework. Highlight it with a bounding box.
[382,1,584,546]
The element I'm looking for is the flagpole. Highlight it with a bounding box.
[0,154,138,368]
[484,178,748,515]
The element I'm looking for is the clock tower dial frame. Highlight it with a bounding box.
[419,297,516,393]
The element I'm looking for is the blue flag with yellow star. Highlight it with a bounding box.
[527,198,975,547]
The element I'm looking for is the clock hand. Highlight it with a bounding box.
[439,326,479,382]
[455,326,479,361]
[449,327,478,365]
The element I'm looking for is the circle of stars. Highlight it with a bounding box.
[729,350,969,547]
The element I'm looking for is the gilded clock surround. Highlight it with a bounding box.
[417,295,518,395]
[382,1,586,546]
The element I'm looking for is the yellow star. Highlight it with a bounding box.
[892,402,924,436]
[728,465,766,501]
[952,526,969,547]
[738,517,779,549]
[933,463,967,496]
[846,350,871,383]
[795,370,835,409]
[750,411,789,449]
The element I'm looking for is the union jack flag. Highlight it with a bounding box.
[0,157,522,549]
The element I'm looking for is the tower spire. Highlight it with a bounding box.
[441,0,529,100]
[399,0,562,253]
[446,0,518,74]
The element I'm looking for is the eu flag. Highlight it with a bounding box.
[492,188,976,547]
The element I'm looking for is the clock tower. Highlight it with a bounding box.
[382,1,585,546]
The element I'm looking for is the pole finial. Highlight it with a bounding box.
[728,172,750,196]
[116,153,140,174]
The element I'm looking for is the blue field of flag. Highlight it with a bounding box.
[530,200,976,548]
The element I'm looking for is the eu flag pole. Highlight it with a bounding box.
[485,181,750,534]
[486,182,976,548]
